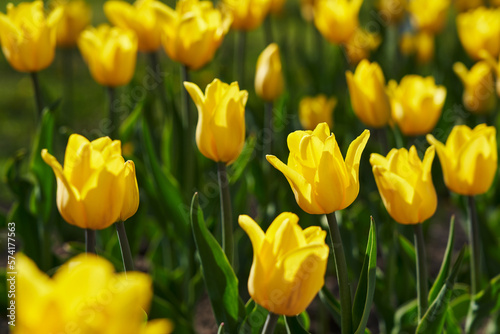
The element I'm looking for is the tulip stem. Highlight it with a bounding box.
[181,65,195,196]
[264,16,274,45]
[236,30,246,86]
[261,312,279,334]
[413,223,428,320]
[30,71,43,118]
[217,162,234,265]
[85,229,96,254]
[325,212,352,334]
[107,86,118,138]
[264,101,274,157]
[467,196,481,295]
[116,221,134,272]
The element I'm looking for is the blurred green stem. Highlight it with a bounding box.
[236,31,246,86]
[107,86,118,138]
[325,212,352,334]
[217,162,234,265]
[116,221,134,272]
[147,51,167,123]
[413,223,428,319]
[181,65,195,197]
[30,71,43,118]
[264,15,273,45]
[263,101,274,157]
[261,312,279,334]
[467,196,480,295]
[86,229,96,254]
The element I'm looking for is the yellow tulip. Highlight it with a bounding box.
[457,7,500,60]
[480,50,500,97]
[454,0,483,12]
[41,134,140,230]
[184,79,248,164]
[14,253,172,334]
[0,1,62,72]
[239,212,329,316]
[344,28,381,65]
[154,0,232,70]
[387,75,446,136]
[300,0,317,22]
[255,43,284,101]
[78,25,138,87]
[346,60,391,128]
[299,94,337,130]
[267,123,370,214]
[222,0,271,31]
[376,0,406,25]
[408,0,450,34]
[105,0,163,52]
[314,0,363,44]
[269,0,286,14]
[50,0,92,48]
[453,61,496,114]
[399,32,434,64]
[427,124,497,196]
[370,146,437,225]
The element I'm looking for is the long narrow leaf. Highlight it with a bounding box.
[319,286,341,326]
[466,274,500,332]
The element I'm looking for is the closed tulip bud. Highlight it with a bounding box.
[222,0,271,31]
[408,0,450,34]
[376,0,406,25]
[267,123,370,214]
[453,61,496,114]
[184,79,248,164]
[344,28,381,65]
[299,94,337,130]
[255,43,284,101]
[41,134,139,230]
[457,7,500,60]
[154,0,232,70]
[346,60,391,128]
[427,124,497,196]
[0,1,62,72]
[388,75,446,136]
[314,0,362,44]
[480,50,500,97]
[105,0,163,52]
[239,212,329,315]
[50,0,92,48]
[399,32,435,64]
[16,253,172,334]
[370,146,437,225]
[78,25,138,87]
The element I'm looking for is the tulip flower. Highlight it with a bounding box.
[314,0,363,44]
[344,28,381,65]
[346,60,391,128]
[299,94,337,130]
[239,212,329,316]
[480,50,500,97]
[222,0,271,31]
[15,253,172,334]
[427,124,497,196]
[399,32,435,64]
[78,25,138,87]
[269,0,286,14]
[387,75,446,136]
[376,0,406,25]
[50,0,92,48]
[0,1,62,72]
[408,0,450,34]
[41,134,139,230]
[266,123,370,214]
[255,43,284,102]
[457,7,500,60]
[453,61,496,114]
[154,0,232,70]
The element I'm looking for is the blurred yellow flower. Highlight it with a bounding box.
[255,43,284,101]
[346,60,391,128]
[267,123,370,214]
[42,134,139,230]
[0,1,62,72]
[457,7,500,60]
[314,0,363,44]
[299,94,337,130]
[344,28,381,65]
[239,212,329,316]
[387,75,446,136]
[222,0,270,31]
[453,61,496,114]
[154,0,232,70]
[105,0,163,52]
[399,32,434,64]
[78,25,138,87]
[427,124,497,196]
[269,0,286,15]
[408,0,450,34]
[300,0,317,22]
[376,0,406,24]
[50,0,91,48]
[184,79,248,164]
[370,146,437,225]
[454,0,483,12]
[14,253,172,334]
[480,50,500,97]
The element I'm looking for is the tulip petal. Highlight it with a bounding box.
[342,129,370,209]
[120,160,140,222]
[238,215,265,252]
[303,226,327,245]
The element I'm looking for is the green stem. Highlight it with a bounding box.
[413,223,428,320]
[467,196,481,295]
[217,162,233,265]
[107,86,118,138]
[263,101,274,158]
[261,312,279,334]
[264,15,274,45]
[116,221,134,272]
[237,30,246,86]
[325,212,352,334]
[147,51,167,123]
[181,64,190,129]
[86,229,96,254]
[30,71,43,118]
[181,65,195,196]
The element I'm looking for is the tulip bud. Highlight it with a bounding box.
[453,61,496,114]
[457,7,500,60]
[222,0,271,31]
[427,124,497,196]
[314,0,362,44]
[408,0,450,34]
[399,32,435,64]
[376,0,406,25]
[255,43,284,101]
[299,94,337,130]
[239,212,329,315]
[50,0,92,48]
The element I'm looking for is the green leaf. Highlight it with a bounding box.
[119,99,143,142]
[466,274,500,332]
[149,295,192,334]
[190,193,246,333]
[285,316,310,334]
[239,300,267,334]
[319,286,341,326]
[428,216,455,304]
[391,299,418,334]
[229,135,256,184]
[352,217,378,334]
[416,247,465,333]
[398,233,416,267]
